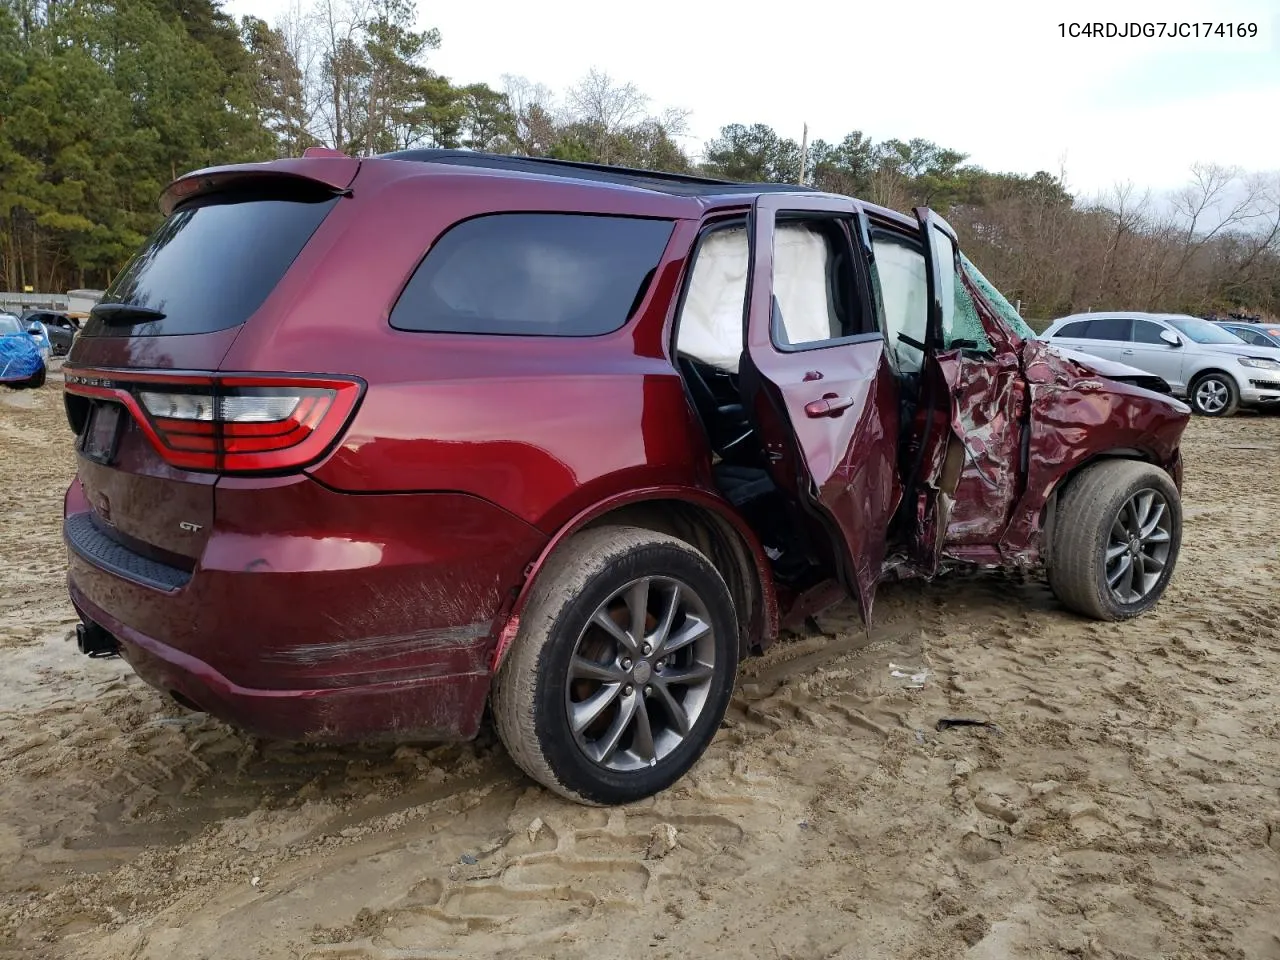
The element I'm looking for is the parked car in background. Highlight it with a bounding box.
[62,149,1189,805]
[24,310,79,356]
[1042,311,1280,416]
[1215,319,1280,350]
[0,313,47,388]
[16,314,52,362]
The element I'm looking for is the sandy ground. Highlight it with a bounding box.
[3,377,1280,960]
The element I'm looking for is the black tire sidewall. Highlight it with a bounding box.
[1189,373,1237,416]
[1093,469,1182,619]
[530,542,738,805]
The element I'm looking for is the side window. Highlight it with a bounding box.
[770,219,868,349]
[390,213,674,336]
[1083,317,1131,341]
[675,223,749,373]
[926,224,993,353]
[1132,320,1168,344]
[1234,328,1264,346]
[1055,320,1091,338]
[870,231,929,373]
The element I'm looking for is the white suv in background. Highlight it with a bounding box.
[1042,312,1280,416]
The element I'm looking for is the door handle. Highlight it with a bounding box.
[804,393,855,418]
[1122,349,1134,355]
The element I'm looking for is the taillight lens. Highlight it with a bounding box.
[64,371,363,474]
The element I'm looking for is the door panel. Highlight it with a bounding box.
[908,209,1026,569]
[1124,320,1186,390]
[742,194,901,624]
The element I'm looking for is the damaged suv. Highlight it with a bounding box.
[63,150,1189,805]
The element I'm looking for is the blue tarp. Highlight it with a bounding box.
[0,335,44,382]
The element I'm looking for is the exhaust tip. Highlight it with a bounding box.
[76,621,119,658]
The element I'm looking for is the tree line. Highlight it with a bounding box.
[2,0,1278,322]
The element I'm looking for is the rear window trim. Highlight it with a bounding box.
[387,210,679,339]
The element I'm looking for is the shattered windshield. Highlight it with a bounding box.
[958,255,1036,341]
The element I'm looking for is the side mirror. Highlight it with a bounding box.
[1159,329,1182,347]
[26,322,42,336]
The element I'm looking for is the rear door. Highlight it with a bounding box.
[740,194,901,623]
[1073,317,1132,363]
[907,210,1026,567]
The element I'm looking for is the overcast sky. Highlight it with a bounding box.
[224,0,1279,198]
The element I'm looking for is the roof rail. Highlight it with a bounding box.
[376,149,813,197]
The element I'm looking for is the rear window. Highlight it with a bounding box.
[85,186,340,338]
[390,213,674,336]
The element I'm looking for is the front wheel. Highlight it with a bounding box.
[491,525,739,805]
[1188,371,1238,416]
[1047,460,1182,621]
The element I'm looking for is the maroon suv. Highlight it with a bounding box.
[63,149,1189,804]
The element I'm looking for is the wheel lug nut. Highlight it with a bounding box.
[644,685,653,697]
[642,643,652,655]
[621,658,632,670]
[624,684,633,696]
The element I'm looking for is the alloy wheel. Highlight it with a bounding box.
[565,576,716,772]
[1104,488,1173,604]
[1194,377,1229,414]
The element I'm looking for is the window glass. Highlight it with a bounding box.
[1083,317,1131,341]
[930,226,993,352]
[391,213,674,336]
[87,188,340,338]
[770,220,864,348]
[1165,316,1244,345]
[1054,320,1091,338]
[1132,320,1168,344]
[870,232,929,372]
[675,224,749,373]
[958,254,1035,341]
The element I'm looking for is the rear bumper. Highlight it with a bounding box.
[64,476,547,741]
[71,584,492,742]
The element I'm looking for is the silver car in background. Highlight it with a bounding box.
[1041,312,1280,416]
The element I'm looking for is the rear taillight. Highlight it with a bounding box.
[64,370,363,473]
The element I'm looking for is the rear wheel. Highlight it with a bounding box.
[1188,371,1237,416]
[25,366,46,388]
[1048,460,1182,621]
[491,525,738,805]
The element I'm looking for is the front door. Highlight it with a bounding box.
[906,210,1027,568]
[739,194,902,624]
[1125,317,1188,392]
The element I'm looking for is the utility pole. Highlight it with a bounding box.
[798,122,808,185]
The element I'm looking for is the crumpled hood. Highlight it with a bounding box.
[0,335,44,381]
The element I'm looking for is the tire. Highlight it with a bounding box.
[25,366,45,389]
[491,525,739,805]
[1187,371,1238,417]
[1047,459,1182,621]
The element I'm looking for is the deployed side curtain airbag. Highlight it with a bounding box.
[676,226,750,373]
[676,222,838,371]
[772,223,836,346]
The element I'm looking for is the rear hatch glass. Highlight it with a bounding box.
[69,184,340,570]
[81,184,339,339]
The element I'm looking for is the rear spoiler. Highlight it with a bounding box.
[160,151,360,215]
